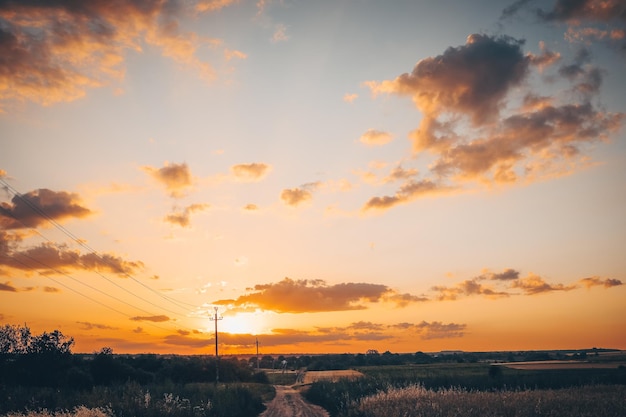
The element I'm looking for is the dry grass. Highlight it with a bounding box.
[4,407,112,417]
[302,370,364,384]
[353,384,626,417]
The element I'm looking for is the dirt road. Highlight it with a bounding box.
[259,385,329,417]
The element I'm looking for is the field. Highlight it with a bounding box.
[303,360,626,417]
[302,370,365,384]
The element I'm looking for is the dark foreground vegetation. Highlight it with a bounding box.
[0,325,269,417]
[2,324,625,417]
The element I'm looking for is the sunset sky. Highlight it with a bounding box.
[1,0,625,355]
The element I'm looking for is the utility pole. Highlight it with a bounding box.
[210,306,223,385]
[256,337,260,371]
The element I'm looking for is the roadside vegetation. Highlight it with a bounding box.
[0,325,270,417]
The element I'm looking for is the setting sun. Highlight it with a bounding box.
[220,311,269,336]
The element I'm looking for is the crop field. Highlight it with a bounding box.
[350,384,626,417]
[501,360,625,370]
[303,361,626,417]
[302,370,365,384]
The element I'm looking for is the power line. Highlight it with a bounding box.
[0,179,214,337]
[1,178,199,313]
[7,252,201,336]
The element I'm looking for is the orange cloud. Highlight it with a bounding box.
[196,0,239,13]
[432,279,510,301]
[142,162,193,198]
[0,281,17,292]
[579,276,623,289]
[230,163,272,182]
[130,315,170,323]
[164,203,209,227]
[359,129,393,146]
[0,0,230,111]
[213,277,423,313]
[0,281,35,292]
[392,321,467,340]
[343,93,358,103]
[511,273,577,295]
[0,188,92,230]
[280,183,321,207]
[363,179,451,211]
[0,233,144,276]
[77,321,118,331]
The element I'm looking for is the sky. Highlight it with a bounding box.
[1,0,625,355]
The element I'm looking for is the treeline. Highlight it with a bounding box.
[0,324,267,389]
[252,348,612,371]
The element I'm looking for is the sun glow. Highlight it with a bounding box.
[221,312,268,335]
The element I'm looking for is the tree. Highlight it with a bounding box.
[28,329,74,355]
[0,324,31,354]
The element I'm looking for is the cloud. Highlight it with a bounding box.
[510,273,577,295]
[432,279,510,301]
[129,315,171,322]
[367,34,529,125]
[363,33,624,211]
[280,186,314,207]
[362,179,451,211]
[535,0,626,24]
[164,203,209,227]
[142,162,193,198]
[503,0,626,53]
[579,276,623,289]
[343,93,358,103]
[196,0,239,13]
[243,203,259,211]
[0,235,144,276]
[383,166,419,183]
[199,319,467,348]
[230,163,272,182]
[0,0,229,112]
[271,23,289,42]
[163,333,210,347]
[0,280,35,292]
[212,277,423,313]
[478,268,520,281]
[359,129,393,146]
[415,321,466,340]
[43,286,60,293]
[0,281,17,292]
[0,188,92,230]
[224,48,247,61]
[384,292,429,307]
[77,321,118,331]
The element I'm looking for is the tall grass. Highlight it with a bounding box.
[0,381,271,417]
[304,364,626,416]
[4,407,112,417]
[348,384,626,417]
